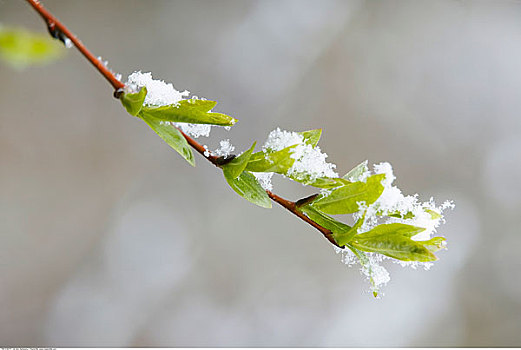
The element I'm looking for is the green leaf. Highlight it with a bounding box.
[299,129,322,147]
[0,27,64,69]
[355,223,426,240]
[140,114,195,166]
[141,99,237,126]
[420,236,446,253]
[299,205,351,233]
[352,235,437,262]
[351,224,437,262]
[223,142,256,179]
[299,205,359,246]
[245,129,321,174]
[310,174,385,214]
[225,171,272,208]
[343,160,368,181]
[121,87,147,116]
[289,175,348,189]
[245,147,295,173]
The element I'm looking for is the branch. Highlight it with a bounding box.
[24,0,340,248]
[25,0,124,91]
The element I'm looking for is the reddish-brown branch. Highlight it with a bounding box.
[25,0,124,91]
[25,0,340,249]
[267,191,339,247]
[178,129,221,165]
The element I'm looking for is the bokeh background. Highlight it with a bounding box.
[1,0,521,346]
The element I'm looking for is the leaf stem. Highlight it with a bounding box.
[25,0,340,249]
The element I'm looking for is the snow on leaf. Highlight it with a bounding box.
[126,71,189,107]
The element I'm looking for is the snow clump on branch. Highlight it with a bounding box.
[126,71,212,138]
[263,127,338,183]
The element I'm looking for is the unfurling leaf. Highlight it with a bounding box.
[140,99,237,126]
[355,223,426,239]
[223,142,256,179]
[310,174,385,214]
[140,114,195,166]
[0,27,64,69]
[225,171,272,208]
[351,223,438,262]
[121,87,147,116]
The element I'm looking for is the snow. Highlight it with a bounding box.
[362,257,391,294]
[126,71,189,107]
[288,143,338,181]
[126,71,213,139]
[262,128,338,181]
[176,123,212,138]
[334,248,390,295]
[252,172,274,191]
[213,139,235,157]
[262,128,303,152]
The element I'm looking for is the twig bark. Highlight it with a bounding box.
[25,0,340,248]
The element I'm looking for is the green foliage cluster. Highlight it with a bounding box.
[121,88,447,279]
[0,26,64,68]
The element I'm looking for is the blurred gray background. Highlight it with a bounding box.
[1,0,521,346]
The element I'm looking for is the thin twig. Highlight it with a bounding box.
[24,0,340,248]
[25,0,124,91]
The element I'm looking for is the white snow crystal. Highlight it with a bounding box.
[176,123,212,138]
[334,246,358,266]
[126,71,189,107]
[126,71,212,138]
[213,139,235,157]
[263,128,303,152]
[262,128,338,182]
[288,143,338,181]
[334,247,390,295]
[252,172,274,191]
[362,257,391,294]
